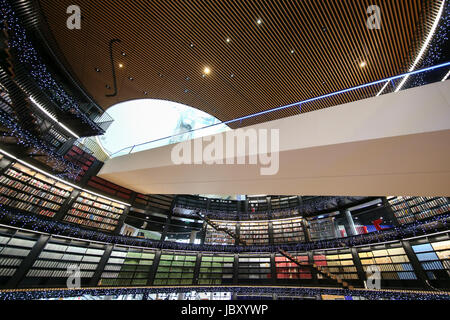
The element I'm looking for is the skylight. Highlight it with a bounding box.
[97,99,230,158]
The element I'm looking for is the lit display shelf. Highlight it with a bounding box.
[153,252,197,285]
[0,228,37,286]
[240,221,269,245]
[204,220,236,245]
[238,255,271,282]
[22,238,104,287]
[313,248,359,281]
[198,254,234,285]
[357,242,417,281]
[275,253,312,280]
[99,246,156,286]
[63,192,125,231]
[411,237,450,281]
[0,163,73,218]
[388,196,450,225]
[272,217,305,244]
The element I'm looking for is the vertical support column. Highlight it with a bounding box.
[233,254,239,285]
[236,222,241,246]
[268,221,274,245]
[344,210,357,236]
[193,252,202,285]
[149,250,162,285]
[113,205,129,235]
[270,253,277,285]
[308,251,319,285]
[401,240,429,289]
[302,219,311,242]
[351,247,365,288]
[54,189,80,221]
[6,234,50,288]
[90,244,113,286]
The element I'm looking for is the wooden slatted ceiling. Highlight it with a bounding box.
[37,0,436,129]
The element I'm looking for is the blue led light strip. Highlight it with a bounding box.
[111,61,450,156]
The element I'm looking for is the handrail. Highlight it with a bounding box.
[109,61,450,157]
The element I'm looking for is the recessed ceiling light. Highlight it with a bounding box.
[185,76,190,81]
[128,76,134,81]
[121,52,126,56]
[256,19,262,25]
[359,61,367,68]
[143,91,148,95]
[290,49,295,54]
[230,73,234,78]
[94,67,101,72]
[184,88,189,93]
[118,63,124,68]
[226,37,231,43]
[190,43,194,48]
[203,67,211,75]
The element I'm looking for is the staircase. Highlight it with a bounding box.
[195,211,246,245]
[278,248,354,290]
[197,211,353,290]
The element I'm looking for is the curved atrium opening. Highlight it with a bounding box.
[0,0,450,309]
[93,99,229,158]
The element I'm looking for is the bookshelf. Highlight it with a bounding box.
[0,163,73,218]
[87,176,133,200]
[272,217,306,244]
[0,229,37,286]
[275,253,312,280]
[204,220,236,245]
[238,255,271,281]
[63,145,96,182]
[357,242,417,281]
[240,221,270,245]
[63,191,125,231]
[99,246,156,286]
[198,254,234,285]
[22,238,104,287]
[411,238,450,282]
[387,196,449,225]
[153,252,197,285]
[308,216,336,241]
[313,248,359,281]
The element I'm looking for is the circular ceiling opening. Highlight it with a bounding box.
[97,99,229,158]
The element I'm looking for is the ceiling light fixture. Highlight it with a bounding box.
[128,76,134,81]
[203,67,211,75]
[226,37,231,43]
[118,63,124,68]
[290,49,295,54]
[256,19,262,25]
[121,52,126,56]
[94,67,101,72]
[359,61,367,68]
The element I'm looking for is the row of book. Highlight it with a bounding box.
[0,177,65,204]
[0,196,57,218]
[72,202,121,219]
[5,168,71,197]
[63,215,116,231]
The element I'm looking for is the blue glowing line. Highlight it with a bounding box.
[110,61,450,156]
